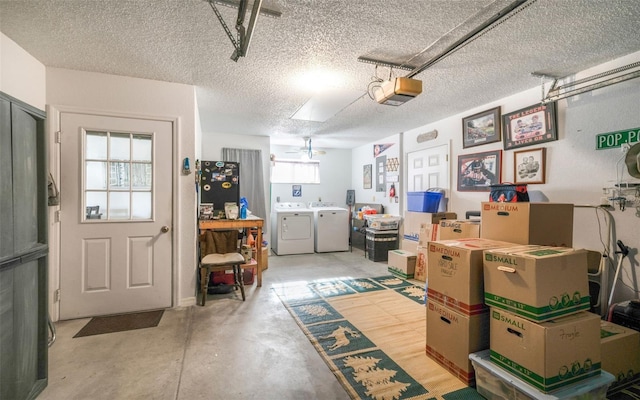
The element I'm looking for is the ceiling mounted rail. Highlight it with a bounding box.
[406,0,531,79]
[357,0,533,75]
[356,56,415,71]
[537,61,640,103]
[210,0,281,18]
[206,0,280,61]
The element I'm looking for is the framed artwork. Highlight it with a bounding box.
[462,106,501,148]
[292,184,302,197]
[502,102,557,150]
[199,203,214,220]
[514,147,546,184]
[376,155,386,192]
[363,164,372,189]
[457,150,502,192]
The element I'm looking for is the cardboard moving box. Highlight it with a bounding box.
[387,249,417,279]
[480,202,573,247]
[438,220,481,240]
[417,223,439,246]
[402,211,456,242]
[490,308,601,393]
[415,246,428,282]
[400,238,419,254]
[426,300,489,386]
[484,246,590,322]
[600,320,640,386]
[427,238,516,315]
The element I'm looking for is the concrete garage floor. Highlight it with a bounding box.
[40,249,391,400]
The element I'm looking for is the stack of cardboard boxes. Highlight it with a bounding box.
[425,237,516,384]
[423,202,631,395]
[387,211,456,282]
[394,211,457,281]
[480,203,611,394]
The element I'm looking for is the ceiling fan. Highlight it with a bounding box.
[286,137,326,158]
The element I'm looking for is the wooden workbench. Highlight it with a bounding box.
[199,216,265,287]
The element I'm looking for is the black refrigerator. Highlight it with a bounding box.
[199,161,240,217]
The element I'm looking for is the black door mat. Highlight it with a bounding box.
[73,310,164,338]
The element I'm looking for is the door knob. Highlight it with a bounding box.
[161,226,170,233]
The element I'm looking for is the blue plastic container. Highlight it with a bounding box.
[407,191,442,212]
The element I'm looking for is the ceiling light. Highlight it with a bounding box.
[293,69,348,94]
[291,88,366,122]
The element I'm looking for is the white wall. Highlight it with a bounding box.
[351,134,402,216]
[391,51,640,305]
[0,33,45,109]
[46,68,199,309]
[270,145,353,209]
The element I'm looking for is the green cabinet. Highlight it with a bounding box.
[0,93,48,399]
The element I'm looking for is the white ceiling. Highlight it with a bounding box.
[1,0,639,149]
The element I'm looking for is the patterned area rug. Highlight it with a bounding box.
[273,275,482,400]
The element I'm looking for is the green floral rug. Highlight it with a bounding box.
[273,275,482,400]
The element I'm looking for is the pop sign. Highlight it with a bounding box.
[596,127,640,149]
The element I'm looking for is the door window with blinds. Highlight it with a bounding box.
[83,130,153,221]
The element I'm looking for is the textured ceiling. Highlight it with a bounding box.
[1,0,639,149]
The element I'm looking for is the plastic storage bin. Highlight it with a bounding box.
[407,191,442,212]
[469,350,614,400]
[365,215,401,230]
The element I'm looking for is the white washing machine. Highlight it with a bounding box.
[270,202,315,255]
[308,201,349,253]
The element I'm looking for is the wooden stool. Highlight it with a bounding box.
[200,252,246,306]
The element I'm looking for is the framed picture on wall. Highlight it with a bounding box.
[457,150,502,192]
[462,106,501,148]
[502,102,557,150]
[363,164,372,189]
[514,147,546,184]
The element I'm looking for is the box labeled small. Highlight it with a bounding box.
[483,246,590,322]
[489,309,601,392]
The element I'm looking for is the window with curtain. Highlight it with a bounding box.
[221,148,267,223]
[270,158,320,184]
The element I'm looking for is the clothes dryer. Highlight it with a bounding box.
[308,202,349,252]
[270,202,315,255]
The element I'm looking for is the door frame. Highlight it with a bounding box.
[47,105,180,322]
[403,141,451,214]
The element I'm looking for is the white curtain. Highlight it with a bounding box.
[221,148,267,229]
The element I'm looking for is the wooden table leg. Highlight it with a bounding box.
[236,265,246,301]
[200,266,209,306]
[256,228,263,287]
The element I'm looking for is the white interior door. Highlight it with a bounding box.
[407,143,450,192]
[59,112,173,319]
